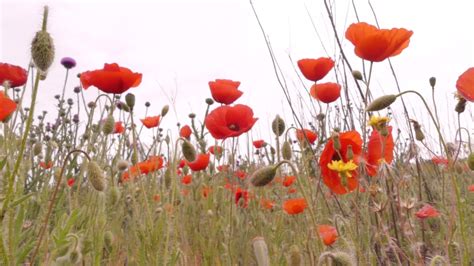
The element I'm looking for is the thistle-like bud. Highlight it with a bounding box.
[125,93,135,110]
[282,141,292,160]
[182,139,197,162]
[31,6,55,73]
[352,70,363,81]
[288,245,302,266]
[102,114,115,135]
[467,153,474,171]
[252,237,270,266]
[429,77,436,88]
[455,97,467,113]
[161,105,169,117]
[272,115,286,137]
[33,142,43,156]
[366,95,397,112]
[250,166,277,187]
[87,161,105,192]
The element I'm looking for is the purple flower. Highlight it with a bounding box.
[60,57,76,69]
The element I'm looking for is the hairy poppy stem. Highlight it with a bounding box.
[29,149,91,264]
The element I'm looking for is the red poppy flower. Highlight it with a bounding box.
[141,116,160,129]
[0,92,17,122]
[456,67,474,101]
[319,131,363,194]
[217,165,229,172]
[345,22,413,62]
[252,140,265,149]
[365,127,394,177]
[121,156,164,181]
[114,121,125,134]
[153,194,161,202]
[80,63,142,94]
[67,178,75,187]
[180,125,192,139]
[296,129,317,144]
[205,104,258,139]
[468,185,474,192]
[310,82,341,103]
[282,175,296,187]
[186,153,210,171]
[202,186,212,198]
[235,170,247,180]
[260,198,275,210]
[235,187,249,208]
[287,188,297,194]
[318,225,338,246]
[0,63,28,87]
[208,145,223,155]
[181,189,190,197]
[39,161,53,169]
[209,79,243,105]
[415,204,440,219]
[282,198,307,215]
[432,156,449,166]
[181,174,192,185]
[297,58,334,82]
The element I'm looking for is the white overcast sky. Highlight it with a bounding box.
[1,0,473,150]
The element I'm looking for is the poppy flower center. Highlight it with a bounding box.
[228,123,240,131]
[331,153,341,161]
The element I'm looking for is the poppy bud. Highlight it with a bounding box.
[33,142,43,156]
[429,77,436,88]
[252,237,270,266]
[104,231,114,251]
[131,151,138,165]
[117,101,130,112]
[205,98,214,105]
[53,167,62,183]
[467,153,474,171]
[182,139,197,162]
[161,105,169,117]
[411,120,425,142]
[116,160,129,171]
[125,93,135,110]
[332,133,341,151]
[250,166,277,187]
[366,95,397,112]
[69,249,81,264]
[346,145,353,160]
[164,168,171,188]
[282,141,292,160]
[102,114,115,135]
[107,186,121,205]
[272,115,285,137]
[288,245,302,266]
[31,7,54,73]
[352,70,363,81]
[188,113,196,119]
[87,161,105,192]
[455,97,467,113]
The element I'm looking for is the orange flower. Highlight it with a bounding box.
[141,115,160,129]
[283,198,307,215]
[202,186,212,198]
[39,161,53,169]
[114,121,125,134]
[297,58,334,82]
[282,175,296,187]
[0,63,28,87]
[153,194,161,202]
[180,125,192,139]
[121,156,164,182]
[205,104,258,139]
[209,79,243,105]
[365,127,394,177]
[319,131,362,194]
[186,153,210,171]
[181,174,192,185]
[260,198,275,210]
[252,140,265,149]
[310,82,341,104]
[318,225,338,246]
[415,204,439,219]
[456,67,474,101]
[296,129,317,144]
[345,22,413,62]
[0,92,17,122]
[80,63,142,94]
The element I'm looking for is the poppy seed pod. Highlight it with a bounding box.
[467,153,474,171]
[31,7,54,73]
[161,105,169,117]
[182,139,197,162]
[366,95,397,112]
[102,114,115,135]
[455,97,467,113]
[282,141,292,160]
[125,93,135,110]
[205,98,214,105]
[87,161,105,192]
[352,70,363,81]
[250,165,277,187]
[272,115,285,137]
[429,77,436,88]
[252,237,270,266]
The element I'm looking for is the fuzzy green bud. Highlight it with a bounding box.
[288,245,302,266]
[252,237,270,266]
[87,161,105,192]
[107,186,121,205]
[332,133,341,151]
[282,141,292,160]
[31,7,54,73]
[182,139,197,162]
[104,231,114,251]
[125,93,135,110]
[366,95,397,112]
[272,115,286,137]
[346,145,354,160]
[33,142,43,156]
[116,159,129,172]
[161,105,169,117]
[251,166,277,187]
[467,153,474,171]
[102,114,115,135]
[352,70,363,81]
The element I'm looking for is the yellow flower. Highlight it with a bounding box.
[327,160,358,178]
[368,115,390,128]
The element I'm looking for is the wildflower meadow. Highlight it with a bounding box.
[1,2,474,265]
